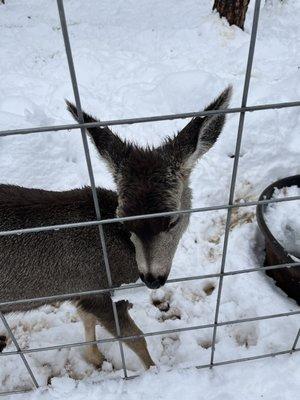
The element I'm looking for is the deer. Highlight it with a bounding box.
[0,86,231,370]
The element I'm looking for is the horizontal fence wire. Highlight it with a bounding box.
[1,0,300,396]
[197,347,300,370]
[1,261,300,308]
[1,348,300,398]
[0,389,32,398]
[0,195,300,237]
[1,309,300,358]
[0,101,300,138]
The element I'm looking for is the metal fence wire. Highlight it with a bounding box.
[0,0,300,396]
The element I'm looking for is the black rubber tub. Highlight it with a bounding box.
[256,175,300,305]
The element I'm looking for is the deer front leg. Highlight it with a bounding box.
[120,307,155,369]
[101,300,155,370]
[78,310,105,368]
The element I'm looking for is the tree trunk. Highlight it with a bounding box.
[213,0,251,30]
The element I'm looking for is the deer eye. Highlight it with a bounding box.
[168,216,180,231]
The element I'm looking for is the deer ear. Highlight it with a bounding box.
[163,86,232,173]
[66,100,129,176]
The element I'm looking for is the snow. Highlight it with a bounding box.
[17,359,300,400]
[0,0,300,398]
[265,186,300,259]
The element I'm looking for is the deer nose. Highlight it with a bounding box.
[140,273,167,289]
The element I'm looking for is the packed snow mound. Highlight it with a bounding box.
[265,186,300,260]
[0,0,300,398]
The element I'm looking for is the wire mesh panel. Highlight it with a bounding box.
[0,0,299,396]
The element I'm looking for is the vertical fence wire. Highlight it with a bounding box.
[56,0,128,378]
[0,312,39,389]
[291,329,300,353]
[209,0,261,367]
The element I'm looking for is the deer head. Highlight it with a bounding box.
[66,86,232,289]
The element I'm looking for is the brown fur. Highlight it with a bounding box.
[0,87,232,368]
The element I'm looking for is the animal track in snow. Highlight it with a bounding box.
[199,340,212,349]
[196,334,216,350]
[152,299,170,312]
[151,290,181,321]
[158,307,181,322]
[203,282,216,296]
[160,335,180,363]
[233,324,258,348]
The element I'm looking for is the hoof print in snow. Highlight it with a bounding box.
[200,340,212,349]
[158,307,181,322]
[234,327,258,348]
[203,283,215,296]
[153,300,170,312]
[0,335,7,352]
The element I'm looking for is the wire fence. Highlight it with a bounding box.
[0,0,299,396]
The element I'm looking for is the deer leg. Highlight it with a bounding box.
[78,310,105,368]
[101,300,155,370]
[0,335,7,352]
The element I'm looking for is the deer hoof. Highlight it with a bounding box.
[85,346,105,368]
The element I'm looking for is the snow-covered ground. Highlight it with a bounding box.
[0,0,300,398]
[265,185,300,260]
